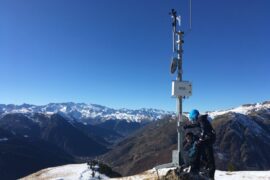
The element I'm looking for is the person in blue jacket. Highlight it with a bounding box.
[184,109,216,179]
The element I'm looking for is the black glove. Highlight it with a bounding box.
[183,124,188,129]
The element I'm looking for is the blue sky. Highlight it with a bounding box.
[0,0,269,112]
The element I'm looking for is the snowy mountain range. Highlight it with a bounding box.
[0,103,172,124]
[1,101,269,124]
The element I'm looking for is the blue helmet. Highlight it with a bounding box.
[189,109,200,121]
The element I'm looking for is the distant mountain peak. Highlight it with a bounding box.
[207,101,270,119]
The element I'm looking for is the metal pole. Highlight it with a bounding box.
[155,8,190,171]
[176,31,184,165]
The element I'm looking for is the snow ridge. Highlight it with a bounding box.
[207,101,270,119]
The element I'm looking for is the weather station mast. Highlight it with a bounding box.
[155,0,192,170]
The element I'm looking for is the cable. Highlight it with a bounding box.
[189,0,192,31]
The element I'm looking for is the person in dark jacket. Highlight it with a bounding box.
[184,109,216,179]
[183,132,199,170]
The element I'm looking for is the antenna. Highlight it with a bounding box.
[189,0,192,31]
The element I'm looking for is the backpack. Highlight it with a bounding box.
[201,115,216,144]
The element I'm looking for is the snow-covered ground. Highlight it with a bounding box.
[21,164,270,180]
[115,169,270,180]
[111,167,173,180]
[215,170,270,180]
[20,163,109,180]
